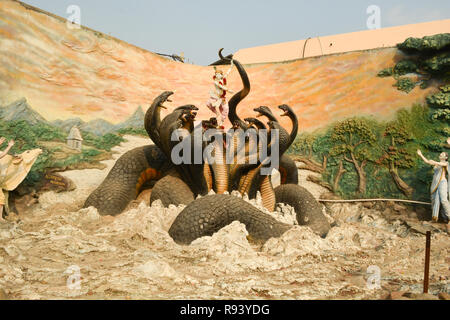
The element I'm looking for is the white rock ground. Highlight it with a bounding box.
[0,135,448,299]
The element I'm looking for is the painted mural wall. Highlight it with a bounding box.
[0,0,437,128]
[0,0,448,201]
[289,34,449,201]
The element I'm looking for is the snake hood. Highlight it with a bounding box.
[145,91,173,149]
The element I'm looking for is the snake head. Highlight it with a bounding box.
[231,120,240,129]
[267,120,277,129]
[254,106,273,118]
[180,110,189,121]
[202,117,219,130]
[174,105,198,122]
[244,117,257,128]
[157,91,174,109]
[278,104,291,117]
[218,48,233,62]
[174,104,198,112]
[202,120,215,130]
[245,117,266,130]
[244,117,255,124]
[209,117,218,127]
[181,109,197,123]
[190,111,198,119]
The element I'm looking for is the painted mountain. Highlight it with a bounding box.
[52,118,85,133]
[0,98,145,136]
[78,119,116,136]
[0,0,441,133]
[0,98,49,125]
[114,106,145,131]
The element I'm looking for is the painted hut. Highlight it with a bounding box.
[67,126,83,151]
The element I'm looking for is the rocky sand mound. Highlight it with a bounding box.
[0,136,448,299]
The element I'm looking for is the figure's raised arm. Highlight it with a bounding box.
[225,59,234,78]
[417,149,448,167]
[417,149,431,165]
[0,139,14,160]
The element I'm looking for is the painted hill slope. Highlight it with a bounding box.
[0,98,145,136]
[0,98,48,125]
[0,0,438,132]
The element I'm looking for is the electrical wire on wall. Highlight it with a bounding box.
[301,37,324,59]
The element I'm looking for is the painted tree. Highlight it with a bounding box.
[399,35,450,149]
[378,115,415,197]
[290,133,325,173]
[428,84,450,124]
[310,130,347,191]
[389,33,450,92]
[330,118,377,195]
[331,159,347,192]
[312,132,332,172]
[379,34,449,148]
[292,133,316,157]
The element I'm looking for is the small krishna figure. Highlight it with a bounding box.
[206,60,234,129]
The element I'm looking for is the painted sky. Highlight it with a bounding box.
[21,0,450,65]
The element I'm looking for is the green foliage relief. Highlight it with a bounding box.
[378,33,450,93]
[0,120,125,187]
[289,34,450,201]
[290,105,447,201]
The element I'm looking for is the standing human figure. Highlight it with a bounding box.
[417,149,450,226]
[206,60,234,129]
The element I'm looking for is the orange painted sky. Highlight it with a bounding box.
[0,0,437,132]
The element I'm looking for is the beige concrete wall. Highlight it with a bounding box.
[234,20,450,64]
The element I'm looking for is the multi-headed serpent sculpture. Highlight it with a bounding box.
[84,50,330,244]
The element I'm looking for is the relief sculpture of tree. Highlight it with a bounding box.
[330,118,377,195]
[295,133,316,157]
[378,116,415,197]
[291,133,325,173]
